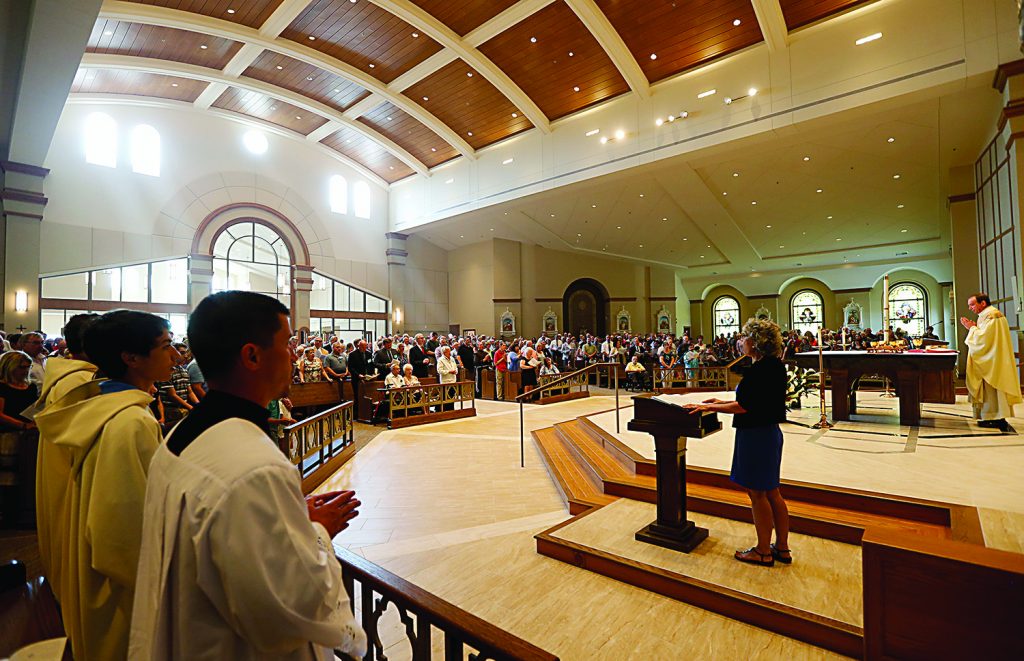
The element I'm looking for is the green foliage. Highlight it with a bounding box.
[786,364,818,410]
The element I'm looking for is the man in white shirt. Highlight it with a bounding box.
[961,292,1022,431]
[130,291,367,660]
[436,346,459,411]
[22,331,47,385]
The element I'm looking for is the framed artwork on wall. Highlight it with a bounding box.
[542,307,558,336]
[500,308,516,337]
[616,306,631,332]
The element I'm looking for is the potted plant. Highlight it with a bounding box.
[786,364,818,410]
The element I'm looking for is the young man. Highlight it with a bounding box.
[34,312,99,605]
[129,291,366,660]
[155,342,198,430]
[35,310,177,661]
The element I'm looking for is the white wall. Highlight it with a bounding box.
[41,102,389,295]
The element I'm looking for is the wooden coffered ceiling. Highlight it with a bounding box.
[74,0,878,185]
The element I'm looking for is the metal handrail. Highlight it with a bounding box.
[516,362,620,468]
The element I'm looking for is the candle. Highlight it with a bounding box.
[883,275,890,342]
[842,327,847,348]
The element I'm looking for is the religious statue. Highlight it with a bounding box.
[656,306,671,333]
[843,299,863,330]
[755,306,771,321]
[542,307,557,336]
[500,308,515,337]
[616,306,631,332]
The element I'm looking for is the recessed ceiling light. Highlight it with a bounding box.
[460,235,464,238]
[600,136,608,144]
[200,44,208,49]
[751,201,757,205]
[816,188,823,193]
[569,51,574,56]
[893,174,901,179]
[639,244,644,248]
[296,115,302,119]
[856,32,882,46]
[467,131,473,136]
[276,65,283,70]
[530,37,537,43]
[724,97,733,105]
[577,233,582,237]
[390,166,394,170]
[765,224,772,228]
[586,129,600,136]
[386,116,392,121]
[680,111,688,118]
[412,32,419,38]
[656,118,664,126]
[650,53,657,60]
[227,8,235,13]
[306,76,313,80]
[445,178,454,184]
[490,228,494,231]
[732,172,739,177]
[803,156,810,161]
[698,89,716,99]
[779,245,784,248]
[614,130,625,140]
[171,82,178,87]
[639,193,644,198]
[835,238,842,241]
[668,115,675,122]
[900,228,908,232]
[333,88,340,92]
[573,86,580,92]
[700,255,705,258]
[897,204,905,208]
[616,225,622,229]
[270,106,277,110]
[662,217,667,221]
[369,63,375,68]
[467,71,473,77]
[308,36,315,41]
[550,213,555,217]
[103,30,113,36]
[733,18,741,26]
[682,237,688,241]
[748,88,757,96]
[722,192,728,196]
[512,112,518,118]
[423,96,429,101]
[431,147,436,152]
[887,137,895,143]
[827,215,833,219]
[346,139,352,143]
[592,204,597,208]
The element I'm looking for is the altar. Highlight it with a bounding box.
[793,350,958,426]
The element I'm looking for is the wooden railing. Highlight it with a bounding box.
[338,548,558,661]
[536,371,588,399]
[280,401,355,492]
[651,365,730,392]
[382,380,476,428]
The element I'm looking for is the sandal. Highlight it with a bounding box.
[771,543,793,564]
[734,547,774,567]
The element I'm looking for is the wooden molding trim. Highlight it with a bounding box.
[608,296,638,302]
[833,287,871,294]
[0,160,50,178]
[2,210,44,221]
[385,232,409,240]
[992,58,1024,92]
[309,310,388,320]
[1,187,47,206]
[948,192,976,204]
[690,299,704,305]
[39,298,190,314]
[493,298,521,303]
[649,296,675,301]
[748,294,778,301]
[1006,130,1024,152]
[535,297,562,302]
[385,248,409,257]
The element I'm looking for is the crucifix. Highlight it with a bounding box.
[16,325,27,332]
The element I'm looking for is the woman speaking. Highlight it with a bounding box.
[685,318,791,567]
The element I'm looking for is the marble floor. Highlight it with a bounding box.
[316,394,1024,659]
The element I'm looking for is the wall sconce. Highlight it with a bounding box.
[15,290,28,313]
[393,307,403,325]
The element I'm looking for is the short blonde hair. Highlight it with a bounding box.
[0,350,32,385]
[741,318,783,358]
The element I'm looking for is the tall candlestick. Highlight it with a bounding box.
[842,327,847,349]
[813,328,832,429]
[883,274,890,342]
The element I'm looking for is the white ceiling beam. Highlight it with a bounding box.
[99,0,475,160]
[387,50,457,93]
[66,93,390,187]
[464,0,556,47]
[750,0,789,52]
[343,93,385,119]
[80,53,430,176]
[193,81,228,109]
[564,0,648,99]
[306,120,341,143]
[369,0,550,133]
[221,43,265,78]
[259,0,314,37]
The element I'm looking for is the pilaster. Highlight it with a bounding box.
[292,263,315,333]
[1,160,48,331]
[386,232,408,334]
[188,253,214,312]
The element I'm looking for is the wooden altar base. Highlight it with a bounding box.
[536,501,864,657]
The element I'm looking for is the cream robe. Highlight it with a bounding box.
[966,304,1023,420]
[129,419,367,661]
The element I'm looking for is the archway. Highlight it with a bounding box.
[563,278,609,336]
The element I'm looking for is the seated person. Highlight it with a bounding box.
[401,363,420,387]
[539,356,559,376]
[384,362,404,389]
[625,354,648,390]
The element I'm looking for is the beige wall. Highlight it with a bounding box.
[402,234,449,333]
[448,241,495,335]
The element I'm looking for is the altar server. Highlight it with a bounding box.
[961,292,1022,432]
[129,291,367,660]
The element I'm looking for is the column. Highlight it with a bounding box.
[947,166,979,374]
[188,253,214,311]
[386,232,408,334]
[1,161,47,331]
[292,264,315,333]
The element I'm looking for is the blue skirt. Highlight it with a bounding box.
[730,425,784,491]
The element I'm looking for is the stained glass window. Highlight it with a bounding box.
[791,290,824,336]
[889,282,927,337]
[713,296,740,338]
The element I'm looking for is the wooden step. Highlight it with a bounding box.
[551,418,953,545]
[531,427,615,515]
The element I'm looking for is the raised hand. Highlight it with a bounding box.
[306,490,361,537]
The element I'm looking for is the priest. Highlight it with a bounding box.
[961,292,1022,432]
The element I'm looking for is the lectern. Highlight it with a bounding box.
[628,395,721,553]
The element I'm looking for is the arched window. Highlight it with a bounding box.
[353,181,371,218]
[791,289,824,335]
[212,222,292,307]
[131,124,161,176]
[84,112,117,168]
[889,282,927,337]
[329,175,347,214]
[713,296,740,338]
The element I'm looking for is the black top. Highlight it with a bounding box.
[372,348,397,376]
[0,383,38,429]
[733,355,787,429]
[456,345,475,370]
[347,350,374,379]
[167,390,271,456]
[409,345,431,378]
